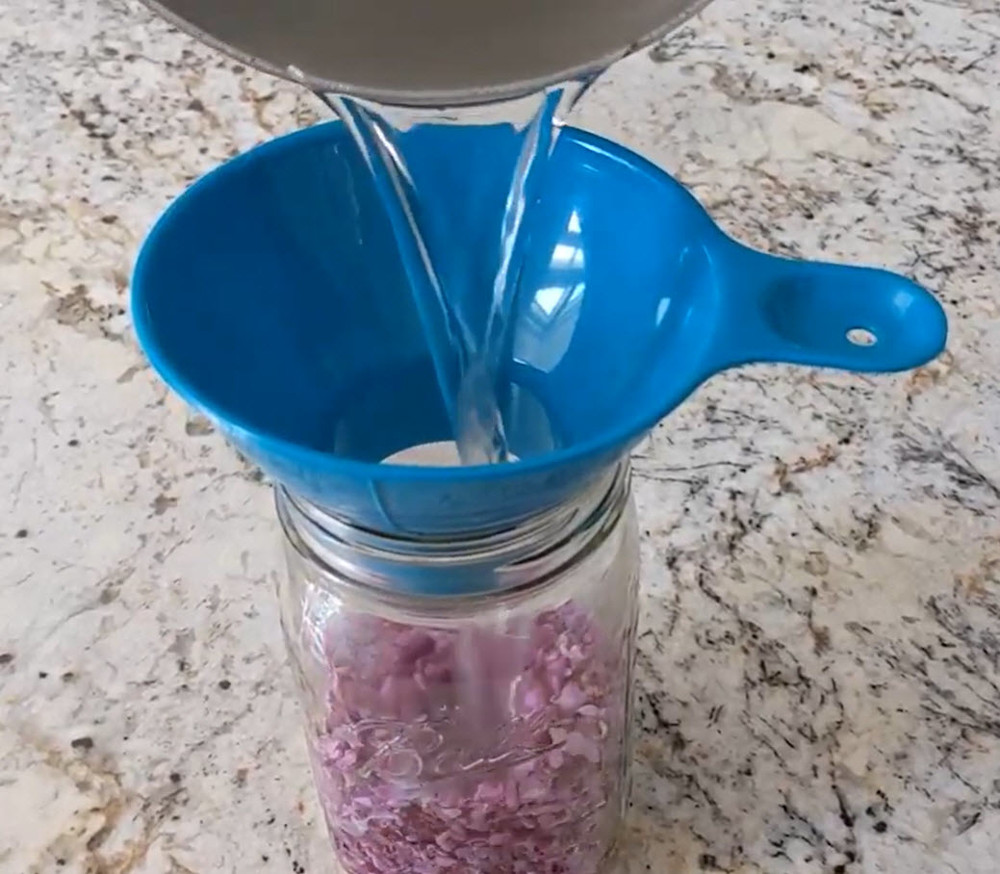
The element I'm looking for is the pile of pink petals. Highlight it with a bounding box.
[310,604,626,874]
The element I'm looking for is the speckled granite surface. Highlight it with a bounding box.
[1,0,998,871]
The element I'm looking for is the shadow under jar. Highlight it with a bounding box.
[276,463,640,874]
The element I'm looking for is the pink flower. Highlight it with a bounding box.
[555,682,588,713]
[310,603,626,874]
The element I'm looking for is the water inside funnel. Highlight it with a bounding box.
[313,81,593,466]
[382,441,464,467]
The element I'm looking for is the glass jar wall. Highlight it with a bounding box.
[276,464,640,874]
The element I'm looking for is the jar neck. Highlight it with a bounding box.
[275,463,630,598]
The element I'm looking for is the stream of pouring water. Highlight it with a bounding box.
[315,83,590,465]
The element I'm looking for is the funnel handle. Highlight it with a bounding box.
[706,241,947,374]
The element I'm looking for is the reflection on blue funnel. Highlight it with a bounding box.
[132,122,947,535]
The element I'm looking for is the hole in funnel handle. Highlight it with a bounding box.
[846,327,878,347]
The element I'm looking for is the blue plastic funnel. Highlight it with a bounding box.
[132,122,947,535]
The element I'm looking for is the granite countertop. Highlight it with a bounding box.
[1,0,998,871]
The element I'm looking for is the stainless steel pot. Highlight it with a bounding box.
[143,0,715,105]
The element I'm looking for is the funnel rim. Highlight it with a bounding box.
[131,121,714,487]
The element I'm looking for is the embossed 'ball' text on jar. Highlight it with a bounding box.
[275,462,640,874]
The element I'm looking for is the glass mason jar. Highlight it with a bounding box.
[275,462,640,874]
